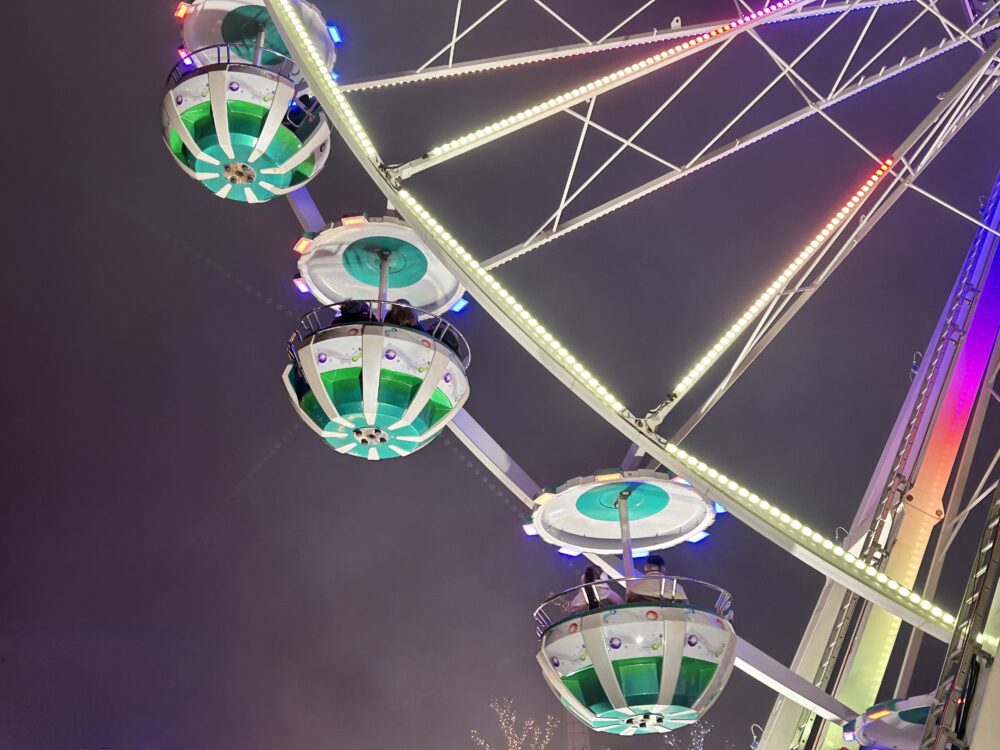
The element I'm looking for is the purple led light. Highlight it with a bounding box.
[317,353,327,364]
[609,637,622,650]
[385,349,397,360]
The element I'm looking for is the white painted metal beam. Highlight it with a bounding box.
[735,636,857,722]
[485,18,1000,267]
[339,0,915,92]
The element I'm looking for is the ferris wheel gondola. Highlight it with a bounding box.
[534,576,737,736]
[283,215,469,460]
[161,0,336,202]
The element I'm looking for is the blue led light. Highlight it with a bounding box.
[327,24,343,44]
[713,501,728,515]
[330,71,339,81]
[450,297,470,313]
[687,531,710,544]
[558,546,583,557]
[522,523,539,537]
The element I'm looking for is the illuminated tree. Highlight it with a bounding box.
[472,698,560,750]
[662,721,735,750]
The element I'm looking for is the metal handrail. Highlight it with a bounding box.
[165,44,324,138]
[533,576,734,637]
[287,301,472,369]
[165,43,301,88]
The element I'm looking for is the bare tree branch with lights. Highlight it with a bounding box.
[471,698,560,750]
[662,721,736,750]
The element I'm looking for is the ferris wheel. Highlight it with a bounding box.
[159,1,1000,748]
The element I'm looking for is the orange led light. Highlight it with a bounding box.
[340,215,369,227]
[174,2,192,19]
[293,237,312,254]
[595,472,624,483]
[867,709,893,720]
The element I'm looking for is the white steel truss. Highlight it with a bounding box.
[484,7,1000,268]
[339,0,917,92]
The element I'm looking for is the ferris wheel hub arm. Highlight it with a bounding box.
[734,636,857,721]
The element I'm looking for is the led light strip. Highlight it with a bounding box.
[266,0,957,635]
[272,4,379,159]
[339,0,914,93]
[661,440,956,628]
[393,187,628,414]
[410,0,807,169]
[671,159,895,399]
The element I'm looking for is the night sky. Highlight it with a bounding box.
[2,1,999,749]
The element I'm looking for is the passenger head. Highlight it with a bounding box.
[341,299,370,316]
[582,565,604,584]
[386,299,419,327]
[644,554,666,574]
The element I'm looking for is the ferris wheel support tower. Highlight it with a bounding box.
[761,170,1000,750]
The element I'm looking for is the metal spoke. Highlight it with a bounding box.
[418,0,511,72]
[687,2,856,166]
[447,0,463,67]
[530,0,591,44]
[830,4,881,95]
[340,0,915,92]
[832,3,932,96]
[485,17,998,267]
[597,0,659,43]
[496,37,734,258]
[389,0,826,180]
[562,108,679,169]
[554,97,596,231]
